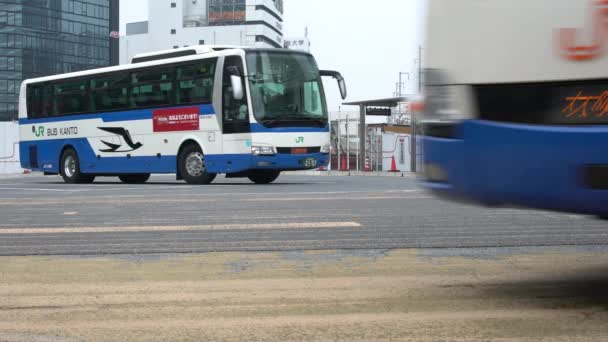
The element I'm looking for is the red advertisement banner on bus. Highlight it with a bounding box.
[153,107,200,132]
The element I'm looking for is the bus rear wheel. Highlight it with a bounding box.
[119,174,151,184]
[60,149,95,184]
[247,170,280,184]
[178,144,216,185]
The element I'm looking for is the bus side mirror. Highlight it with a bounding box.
[230,75,244,101]
[226,65,244,100]
[320,70,347,100]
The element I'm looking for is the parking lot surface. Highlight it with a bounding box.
[0,174,606,255]
[1,174,608,341]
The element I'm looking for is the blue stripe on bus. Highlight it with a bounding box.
[420,119,608,216]
[18,104,216,125]
[20,137,329,175]
[250,123,329,133]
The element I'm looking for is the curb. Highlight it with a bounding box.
[284,171,417,178]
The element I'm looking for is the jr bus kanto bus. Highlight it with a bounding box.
[421,0,608,217]
[18,46,346,184]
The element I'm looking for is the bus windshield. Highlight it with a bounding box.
[246,51,328,127]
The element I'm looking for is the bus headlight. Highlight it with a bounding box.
[320,144,330,154]
[252,146,276,156]
[424,69,474,122]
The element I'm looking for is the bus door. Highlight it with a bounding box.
[222,56,250,135]
[221,56,252,169]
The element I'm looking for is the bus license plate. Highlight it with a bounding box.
[302,158,317,168]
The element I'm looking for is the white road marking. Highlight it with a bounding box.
[62,212,79,216]
[0,187,79,192]
[0,222,362,235]
[240,195,431,202]
[0,186,196,193]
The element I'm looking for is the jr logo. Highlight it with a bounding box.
[558,0,608,61]
[295,137,304,144]
[32,126,44,138]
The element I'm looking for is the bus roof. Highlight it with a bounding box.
[21,46,240,86]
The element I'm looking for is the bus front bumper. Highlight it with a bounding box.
[252,153,330,171]
[206,153,330,174]
[420,120,608,216]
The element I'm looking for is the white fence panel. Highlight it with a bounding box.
[0,122,21,174]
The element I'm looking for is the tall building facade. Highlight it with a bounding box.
[121,0,283,64]
[0,0,119,121]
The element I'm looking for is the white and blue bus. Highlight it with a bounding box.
[18,46,346,184]
[421,0,608,217]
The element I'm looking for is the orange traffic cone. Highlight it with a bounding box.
[390,156,398,172]
[365,158,371,172]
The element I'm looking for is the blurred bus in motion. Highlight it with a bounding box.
[421,0,608,217]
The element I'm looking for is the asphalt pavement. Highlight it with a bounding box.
[2,174,608,341]
[0,173,606,256]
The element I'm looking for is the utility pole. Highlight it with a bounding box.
[346,114,350,171]
[358,104,366,172]
[337,109,341,172]
[411,45,422,173]
[398,72,410,97]
[356,121,360,171]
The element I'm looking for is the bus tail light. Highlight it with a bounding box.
[252,146,276,156]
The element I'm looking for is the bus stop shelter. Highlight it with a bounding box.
[342,97,416,172]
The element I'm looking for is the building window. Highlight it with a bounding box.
[199,40,205,45]
[171,29,176,34]
[171,2,176,8]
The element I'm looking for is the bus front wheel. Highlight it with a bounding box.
[248,170,280,184]
[119,174,151,184]
[178,144,216,185]
[60,149,95,184]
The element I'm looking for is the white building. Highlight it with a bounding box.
[120,0,284,64]
[0,122,21,174]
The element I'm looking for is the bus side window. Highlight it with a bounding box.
[54,79,89,116]
[222,56,250,134]
[130,68,174,109]
[176,59,216,105]
[41,83,54,118]
[91,73,130,112]
[27,84,42,119]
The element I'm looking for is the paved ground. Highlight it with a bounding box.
[1,174,608,341]
[0,174,606,255]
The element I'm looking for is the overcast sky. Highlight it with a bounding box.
[120,0,425,112]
